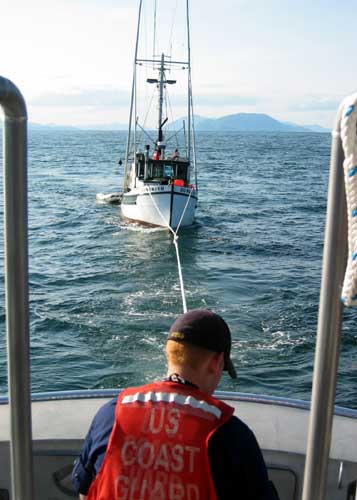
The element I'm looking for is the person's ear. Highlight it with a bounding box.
[217,352,225,372]
[208,352,224,374]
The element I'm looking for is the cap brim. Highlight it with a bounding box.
[224,356,237,379]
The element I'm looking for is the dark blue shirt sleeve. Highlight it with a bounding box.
[208,415,279,499]
[72,398,116,495]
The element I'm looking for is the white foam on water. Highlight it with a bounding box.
[114,224,167,234]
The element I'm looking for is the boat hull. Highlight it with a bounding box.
[121,185,197,229]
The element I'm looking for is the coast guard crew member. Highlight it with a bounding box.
[72,309,279,499]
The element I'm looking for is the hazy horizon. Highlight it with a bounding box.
[22,110,331,131]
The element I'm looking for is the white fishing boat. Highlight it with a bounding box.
[120,0,198,229]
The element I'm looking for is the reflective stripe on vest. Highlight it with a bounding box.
[87,381,234,500]
[121,391,222,419]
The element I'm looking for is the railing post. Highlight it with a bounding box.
[0,76,34,500]
[302,110,347,500]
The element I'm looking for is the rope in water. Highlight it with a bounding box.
[147,187,195,313]
[340,92,357,306]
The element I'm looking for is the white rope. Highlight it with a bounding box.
[147,186,195,312]
[340,92,357,306]
[176,187,194,232]
[173,235,187,313]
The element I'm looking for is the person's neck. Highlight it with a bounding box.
[167,366,213,394]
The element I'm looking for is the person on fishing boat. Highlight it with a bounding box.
[72,309,279,499]
[152,147,161,160]
[172,148,179,160]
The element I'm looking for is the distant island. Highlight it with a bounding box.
[0,113,330,133]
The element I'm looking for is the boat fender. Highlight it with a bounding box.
[173,179,185,187]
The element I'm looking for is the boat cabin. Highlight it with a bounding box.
[135,153,190,185]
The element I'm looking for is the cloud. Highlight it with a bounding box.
[29,89,131,107]
[288,96,342,112]
[169,93,260,107]
[196,94,260,106]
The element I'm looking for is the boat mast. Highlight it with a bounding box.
[186,0,191,163]
[186,0,197,187]
[123,0,143,192]
[158,53,165,144]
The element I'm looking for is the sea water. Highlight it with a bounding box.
[0,129,356,408]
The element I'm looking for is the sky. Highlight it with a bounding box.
[1,0,356,128]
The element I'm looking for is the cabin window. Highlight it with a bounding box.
[146,160,189,183]
[137,160,145,179]
[176,163,188,181]
[164,165,172,178]
[151,163,164,178]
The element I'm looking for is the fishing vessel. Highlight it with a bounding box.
[120,0,198,229]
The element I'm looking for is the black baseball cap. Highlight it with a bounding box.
[167,309,237,378]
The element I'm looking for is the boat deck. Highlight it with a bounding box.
[1,390,356,499]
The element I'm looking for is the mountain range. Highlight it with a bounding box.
[173,113,330,133]
[0,113,330,133]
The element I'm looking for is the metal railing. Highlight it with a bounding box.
[1,388,357,419]
[302,102,348,499]
[0,76,34,500]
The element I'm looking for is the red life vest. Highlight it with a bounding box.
[87,381,234,500]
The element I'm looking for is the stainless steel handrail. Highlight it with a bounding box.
[302,105,348,500]
[0,76,34,500]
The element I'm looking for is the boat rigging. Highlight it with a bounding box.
[120,0,198,229]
